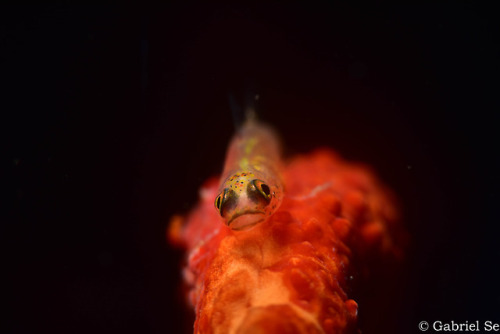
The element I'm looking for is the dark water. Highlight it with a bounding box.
[4,4,499,334]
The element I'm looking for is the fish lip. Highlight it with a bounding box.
[227,210,265,229]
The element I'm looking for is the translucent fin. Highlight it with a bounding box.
[228,87,260,129]
[228,93,244,129]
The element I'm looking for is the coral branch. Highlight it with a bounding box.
[169,149,405,333]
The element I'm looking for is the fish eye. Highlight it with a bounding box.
[252,180,271,200]
[214,194,222,211]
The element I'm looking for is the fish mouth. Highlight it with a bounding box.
[227,210,266,231]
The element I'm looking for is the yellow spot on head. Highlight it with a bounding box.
[240,158,249,169]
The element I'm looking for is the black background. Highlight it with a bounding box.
[4,3,499,334]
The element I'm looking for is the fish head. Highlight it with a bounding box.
[214,172,281,230]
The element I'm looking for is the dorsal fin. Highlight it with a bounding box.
[228,83,260,129]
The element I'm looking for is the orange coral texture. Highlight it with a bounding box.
[169,149,403,334]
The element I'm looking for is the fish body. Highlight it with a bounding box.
[214,119,283,230]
